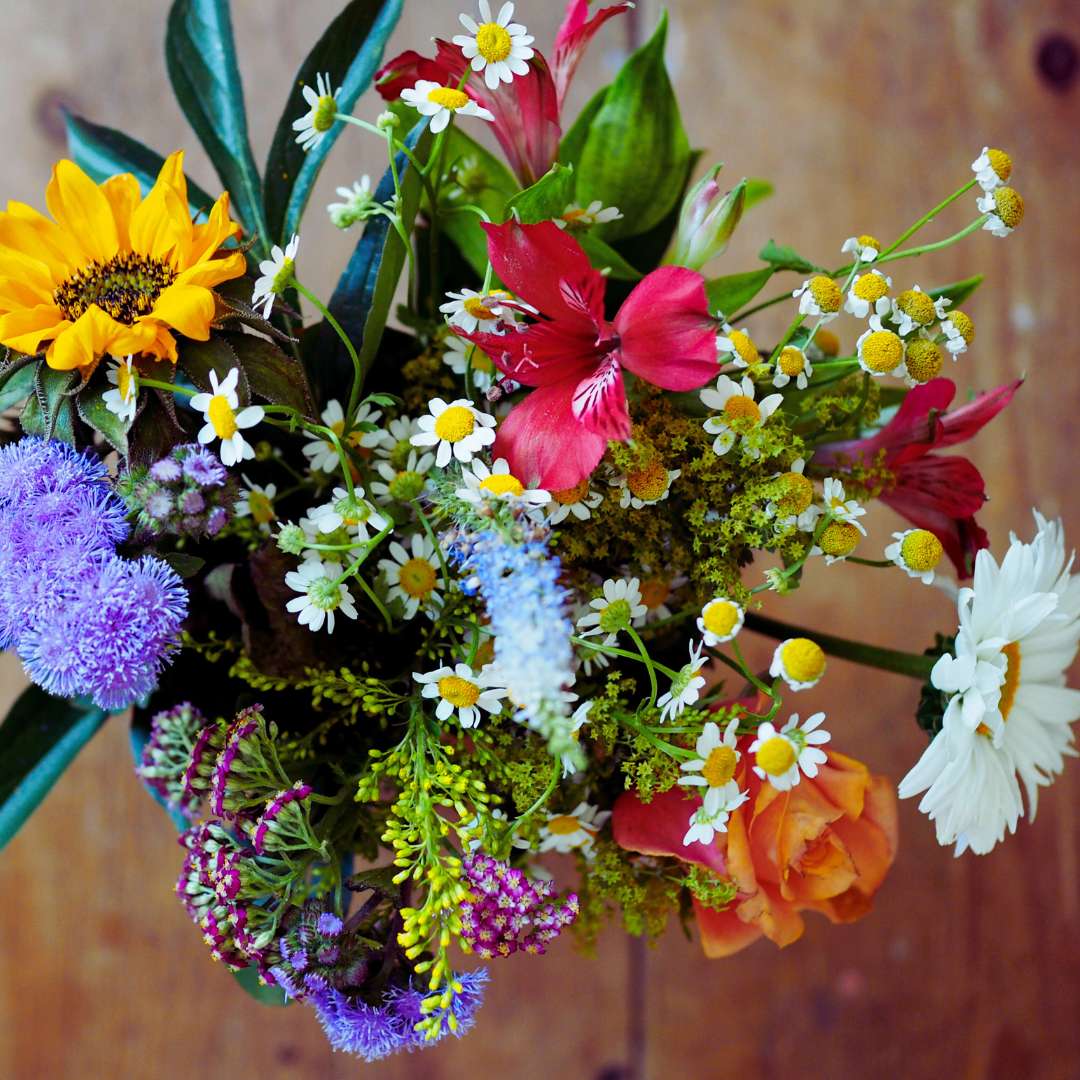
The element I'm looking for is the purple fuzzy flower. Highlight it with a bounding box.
[182,447,227,488]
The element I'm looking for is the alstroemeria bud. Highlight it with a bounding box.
[667,168,746,270]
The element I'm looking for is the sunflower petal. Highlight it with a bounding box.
[0,208,78,281]
[45,305,126,370]
[147,282,215,340]
[0,304,67,353]
[0,274,54,312]
[45,160,119,264]
[129,155,193,265]
[189,193,241,264]
[100,173,142,250]
[174,250,246,290]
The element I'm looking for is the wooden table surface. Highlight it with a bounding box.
[2,1,1079,1077]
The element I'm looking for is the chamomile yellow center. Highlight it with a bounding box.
[547,814,584,837]
[399,557,437,598]
[903,338,943,384]
[947,310,975,344]
[598,598,632,633]
[852,272,888,302]
[819,520,861,558]
[998,641,1022,720]
[463,296,499,320]
[813,328,840,356]
[313,95,337,133]
[756,736,796,776]
[727,329,759,366]
[702,599,740,638]
[54,251,175,324]
[117,363,136,401]
[208,396,238,439]
[778,346,806,377]
[986,148,1012,182]
[808,276,842,313]
[702,745,738,787]
[860,329,904,373]
[476,22,513,62]
[897,289,936,325]
[993,187,1024,228]
[438,675,480,709]
[640,578,672,610]
[427,86,469,111]
[552,478,590,505]
[775,472,814,516]
[723,395,761,423]
[780,638,826,684]
[899,529,943,572]
[479,472,525,497]
[434,405,476,442]
[857,233,880,251]
[626,459,671,502]
[247,490,275,525]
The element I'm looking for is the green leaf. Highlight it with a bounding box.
[706,268,774,318]
[232,965,289,1007]
[505,163,575,224]
[759,239,820,274]
[578,233,642,280]
[558,84,608,169]
[29,365,78,443]
[166,0,269,253]
[744,179,774,210]
[162,552,206,578]
[0,355,39,413]
[573,13,690,241]
[0,687,107,852]
[928,275,984,308]
[76,383,130,455]
[176,336,250,406]
[224,332,314,417]
[263,0,404,244]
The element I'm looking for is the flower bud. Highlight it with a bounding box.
[668,168,746,271]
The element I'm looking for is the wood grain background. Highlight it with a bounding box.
[1,1,1079,1076]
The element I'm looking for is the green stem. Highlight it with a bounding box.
[876,178,977,259]
[626,626,659,707]
[140,377,195,398]
[874,217,987,266]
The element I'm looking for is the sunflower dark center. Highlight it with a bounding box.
[54,252,176,324]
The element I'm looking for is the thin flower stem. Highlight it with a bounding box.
[847,556,895,568]
[354,573,394,631]
[873,217,988,266]
[140,377,195,398]
[511,761,561,834]
[876,178,978,259]
[570,636,680,680]
[411,501,453,589]
[626,626,659,707]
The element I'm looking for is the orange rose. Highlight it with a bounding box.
[612,746,898,957]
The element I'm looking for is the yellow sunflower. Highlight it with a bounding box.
[0,150,245,372]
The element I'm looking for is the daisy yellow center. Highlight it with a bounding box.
[998,641,1022,720]
[727,329,758,366]
[270,258,295,296]
[853,273,888,302]
[117,364,136,402]
[899,529,943,572]
[808,276,842,313]
[433,405,476,442]
[552,478,590,505]
[627,459,671,502]
[476,22,513,62]
[861,329,904,373]
[778,347,806,376]
[780,638,826,684]
[813,329,840,356]
[723,395,761,422]
[399,557,437,599]
[986,148,1012,182]
[897,289,936,325]
[479,473,525,497]
[547,814,583,837]
[53,251,175,324]
[756,736,796,776]
[703,600,740,638]
[428,86,469,111]
[857,233,880,251]
[904,339,943,383]
[598,598,632,633]
[313,95,338,133]
[248,490,275,525]
[640,578,671,610]
[775,472,814,516]
[463,296,499,320]
[702,745,738,788]
[438,675,480,708]
[820,520,860,557]
[993,187,1024,228]
[948,310,976,344]
[208,396,238,439]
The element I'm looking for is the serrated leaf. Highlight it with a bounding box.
[176,336,250,405]
[505,163,575,224]
[706,268,774,318]
[928,275,984,308]
[128,394,186,466]
[574,14,689,241]
[759,239,819,274]
[0,356,39,413]
[264,0,404,243]
[0,686,107,852]
[33,365,78,443]
[578,233,642,280]
[76,384,130,455]
[166,0,269,255]
[213,291,294,344]
[223,332,314,416]
[744,178,774,210]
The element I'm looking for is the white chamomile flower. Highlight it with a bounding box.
[252,234,299,319]
[327,176,377,229]
[697,597,745,647]
[611,463,681,509]
[885,528,945,584]
[190,368,264,468]
[103,355,138,422]
[899,511,1080,855]
[285,558,357,634]
[414,662,508,728]
[701,374,783,458]
[411,397,496,467]
[456,456,550,508]
[453,1,535,90]
[378,533,443,620]
[400,80,495,134]
[769,636,827,691]
[856,314,906,377]
[750,713,831,791]
[302,399,385,473]
[977,186,1024,237]
[716,323,760,369]
[679,718,743,807]
[561,700,592,778]
[235,477,278,534]
[657,640,708,722]
[292,72,340,152]
[547,477,604,524]
[439,288,519,334]
[900,332,946,387]
[841,234,881,262]
[822,477,867,534]
[370,450,434,504]
[971,146,1013,192]
[772,345,812,389]
[792,275,843,321]
[555,201,623,230]
[375,415,423,463]
[810,519,864,565]
[309,485,388,541]
[538,801,610,856]
[941,310,975,357]
[890,284,950,337]
[443,332,497,391]
[765,458,819,531]
[683,796,749,848]
[844,269,892,319]
[577,577,647,641]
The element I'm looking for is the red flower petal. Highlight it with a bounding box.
[552,1,635,109]
[611,788,729,877]
[572,354,631,440]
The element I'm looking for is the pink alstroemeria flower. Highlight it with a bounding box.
[457,220,717,490]
[815,377,1021,578]
[376,1,633,185]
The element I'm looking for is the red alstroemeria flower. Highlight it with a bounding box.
[456,220,717,490]
[814,377,1021,578]
[376,1,632,184]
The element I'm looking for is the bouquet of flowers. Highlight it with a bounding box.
[0,0,1072,1064]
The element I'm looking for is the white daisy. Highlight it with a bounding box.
[772,345,812,390]
[414,662,508,728]
[190,368,264,468]
[885,528,945,584]
[577,577,647,641]
[749,713,831,791]
[309,485,388,542]
[439,288,518,334]
[443,332,497,391]
[971,146,1012,192]
[538,801,610,856]
[374,415,423,462]
[370,450,434,504]
[555,201,623,231]
[841,234,881,262]
[378,533,443,619]
[856,314,906,377]
[327,176,377,229]
[843,269,892,319]
[701,374,783,458]
[678,718,744,810]
[941,310,975,357]
[252,234,299,319]
[765,458,819,532]
[977,186,1024,237]
[455,457,550,508]
[610,464,681,509]
[821,477,867,534]
[285,558,358,634]
[697,597,745,647]
[235,478,278,534]
[546,477,604,524]
[792,275,843,321]
[400,79,495,134]
[453,1,535,90]
[769,637,827,691]
[890,284,950,337]
[657,640,709,722]
[292,72,340,152]
[899,512,1080,855]
[303,399,384,473]
[561,700,592,778]
[716,323,760,369]
[411,397,496,467]
[683,795,749,847]
[102,354,138,422]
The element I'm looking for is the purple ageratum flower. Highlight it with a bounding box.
[149,457,183,484]
[181,446,227,488]
[310,985,413,1061]
[386,970,489,1046]
[0,436,108,506]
